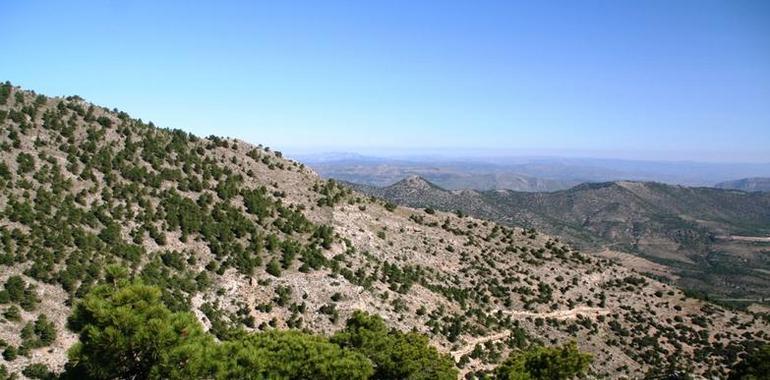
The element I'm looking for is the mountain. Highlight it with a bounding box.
[352,177,770,300]
[300,154,770,191]
[0,84,768,378]
[716,177,770,192]
[350,176,497,215]
[304,158,582,192]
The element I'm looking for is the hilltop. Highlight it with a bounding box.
[716,177,770,192]
[0,84,768,378]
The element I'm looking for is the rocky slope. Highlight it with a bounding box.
[0,83,768,378]
[351,177,770,300]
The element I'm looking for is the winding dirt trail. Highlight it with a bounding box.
[499,305,610,319]
[450,306,609,359]
[718,235,770,243]
[451,331,511,359]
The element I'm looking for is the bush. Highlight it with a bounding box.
[16,153,35,174]
[729,344,770,380]
[2,306,21,322]
[266,258,282,277]
[0,82,11,105]
[0,163,10,180]
[2,346,17,361]
[22,363,51,379]
[33,314,57,346]
[1,276,38,311]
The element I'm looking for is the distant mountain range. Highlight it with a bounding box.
[302,158,581,192]
[298,153,770,192]
[349,176,770,299]
[716,177,770,192]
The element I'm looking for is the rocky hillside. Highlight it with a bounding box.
[0,84,768,378]
[716,177,770,192]
[350,177,770,301]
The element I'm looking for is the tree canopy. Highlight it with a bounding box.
[729,344,770,380]
[209,331,373,379]
[61,279,460,380]
[64,280,212,379]
[332,311,458,380]
[494,341,592,380]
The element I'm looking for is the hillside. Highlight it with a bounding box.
[349,176,502,218]
[351,178,770,300]
[716,177,770,192]
[0,84,768,378]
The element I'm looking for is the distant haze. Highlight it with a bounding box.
[296,152,770,191]
[286,146,770,164]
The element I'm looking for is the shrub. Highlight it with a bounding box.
[22,363,51,379]
[16,153,35,174]
[33,314,57,346]
[729,344,770,380]
[2,346,17,361]
[2,306,21,322]
[266,258,282,277]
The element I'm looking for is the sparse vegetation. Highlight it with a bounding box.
[0,85,766,378]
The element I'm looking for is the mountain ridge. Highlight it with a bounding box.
[716,177,770,192]
[350,176,770,299]
[303,154,770,191]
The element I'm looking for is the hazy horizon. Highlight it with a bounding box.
[286,147,770,165]
[294,149,770,187]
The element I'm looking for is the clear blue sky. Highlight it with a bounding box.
[2,1,769,161]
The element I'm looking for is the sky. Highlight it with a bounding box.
[2,1,769,162]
